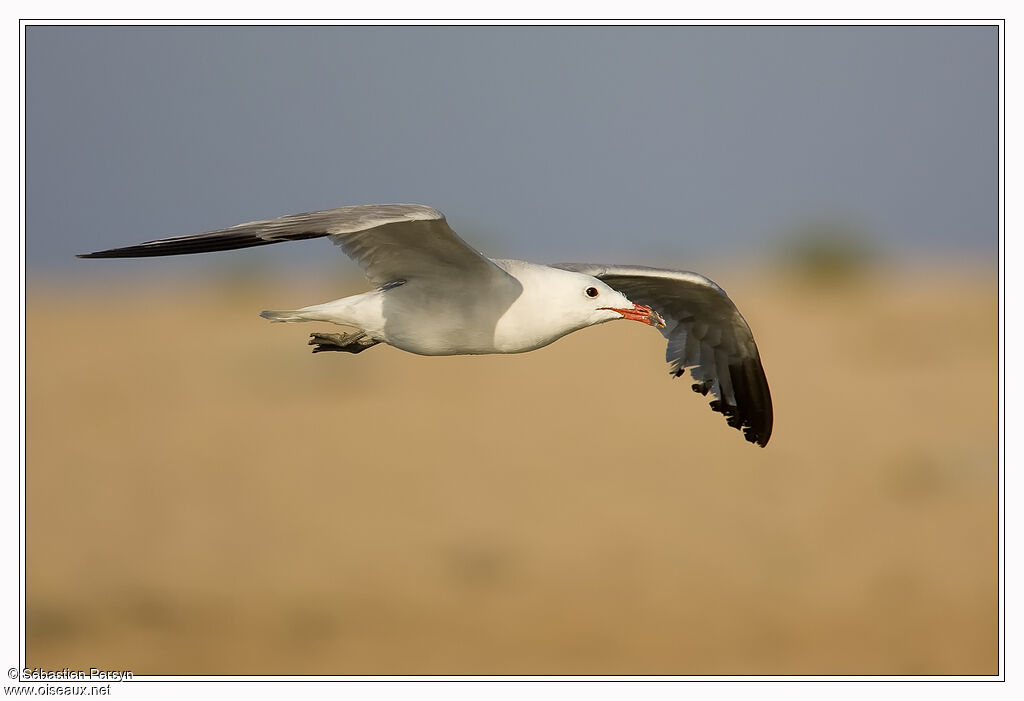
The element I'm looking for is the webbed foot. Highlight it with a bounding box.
[308,331,380,354]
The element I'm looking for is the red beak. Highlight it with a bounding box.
[601,303,666,328]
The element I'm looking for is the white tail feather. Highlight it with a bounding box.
[260,309,315,323]
[258,291,383,331]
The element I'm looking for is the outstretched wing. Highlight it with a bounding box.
[552,263,773,447]
[78,203,511,288]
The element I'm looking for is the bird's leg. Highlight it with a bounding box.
[308,331,380,354]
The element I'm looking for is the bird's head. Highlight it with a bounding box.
[557,272,665,331]
[492,264,666,354]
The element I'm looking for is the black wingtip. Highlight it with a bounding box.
[696,358,773,448]
[76,246,164,259]
[671,360,772,447]
[74,234,288,259]
[76,247,159,258]
[729,357,773,448]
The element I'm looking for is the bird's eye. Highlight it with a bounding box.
[585,287,599,298]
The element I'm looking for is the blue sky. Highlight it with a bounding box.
[25,24,998,272]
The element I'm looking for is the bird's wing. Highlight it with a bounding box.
[78,203,512,288]
[552,263,773,447]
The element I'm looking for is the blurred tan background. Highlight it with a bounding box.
[26,257,996,675]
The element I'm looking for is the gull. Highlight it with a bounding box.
[78,203,773,446]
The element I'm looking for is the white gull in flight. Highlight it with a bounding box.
[79,203,773,446]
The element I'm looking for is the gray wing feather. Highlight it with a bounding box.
[77,203,513,288]
[552,263,773,447]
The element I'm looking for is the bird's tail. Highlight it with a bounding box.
[260,309,314,323]
[260,295,369,326]
[260,299,354,323]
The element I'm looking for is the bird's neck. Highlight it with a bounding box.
[490,261,600,353]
